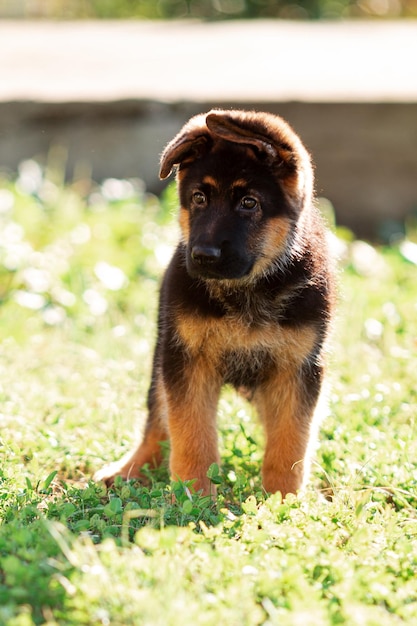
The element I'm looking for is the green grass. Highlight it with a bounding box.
[0,163,417,625]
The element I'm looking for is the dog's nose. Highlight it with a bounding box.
[191,245,222,265]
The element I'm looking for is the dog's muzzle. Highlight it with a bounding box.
[187,242,254,280]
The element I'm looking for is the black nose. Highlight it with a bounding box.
[191,245,222,265]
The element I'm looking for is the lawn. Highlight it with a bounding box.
[0,162,416,625]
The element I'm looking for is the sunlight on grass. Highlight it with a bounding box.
[1,161,417,624]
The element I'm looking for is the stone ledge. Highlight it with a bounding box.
[1,20,417,103]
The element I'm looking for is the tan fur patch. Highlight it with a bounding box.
[231,178,250,189]
[251,216,292,278]
[202,175,219,189]
[176,310,317,368]
[179,206,190,243]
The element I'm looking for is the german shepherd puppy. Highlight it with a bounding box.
[95,109,335,498]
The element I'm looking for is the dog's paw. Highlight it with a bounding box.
[93,460,140,486]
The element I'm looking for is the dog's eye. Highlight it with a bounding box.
[240,197,258,211]
[192,191,207,206]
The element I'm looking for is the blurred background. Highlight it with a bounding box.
[1,0,417,19]
[1,0,416,240]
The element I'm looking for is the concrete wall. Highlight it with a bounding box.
[1,99,417,239]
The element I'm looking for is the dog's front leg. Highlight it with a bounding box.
[253,364,322,498]
[164,357,221,497]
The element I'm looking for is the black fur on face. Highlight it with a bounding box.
[178,141,295,281]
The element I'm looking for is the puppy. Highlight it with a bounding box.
[95,109,335,498]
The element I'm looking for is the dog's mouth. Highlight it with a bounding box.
[186,245,254,280]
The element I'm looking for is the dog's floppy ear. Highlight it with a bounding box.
[206,109,313,208]
[206,110,295,169]
[159,115,210,180]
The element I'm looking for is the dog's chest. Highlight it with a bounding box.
[175,307,317,374]
[220,346,275,389]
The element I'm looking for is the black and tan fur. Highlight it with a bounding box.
[95,109,335,498]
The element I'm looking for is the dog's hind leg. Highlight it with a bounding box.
[94,369,169,485]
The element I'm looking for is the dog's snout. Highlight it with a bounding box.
[191,245,222,265]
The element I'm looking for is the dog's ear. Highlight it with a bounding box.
[159,115,211,180]
[206,110,313,208]
[206,111,295,170]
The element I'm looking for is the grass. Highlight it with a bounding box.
[0,161,417,625]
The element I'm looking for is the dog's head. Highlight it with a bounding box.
[160,109,314,282]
